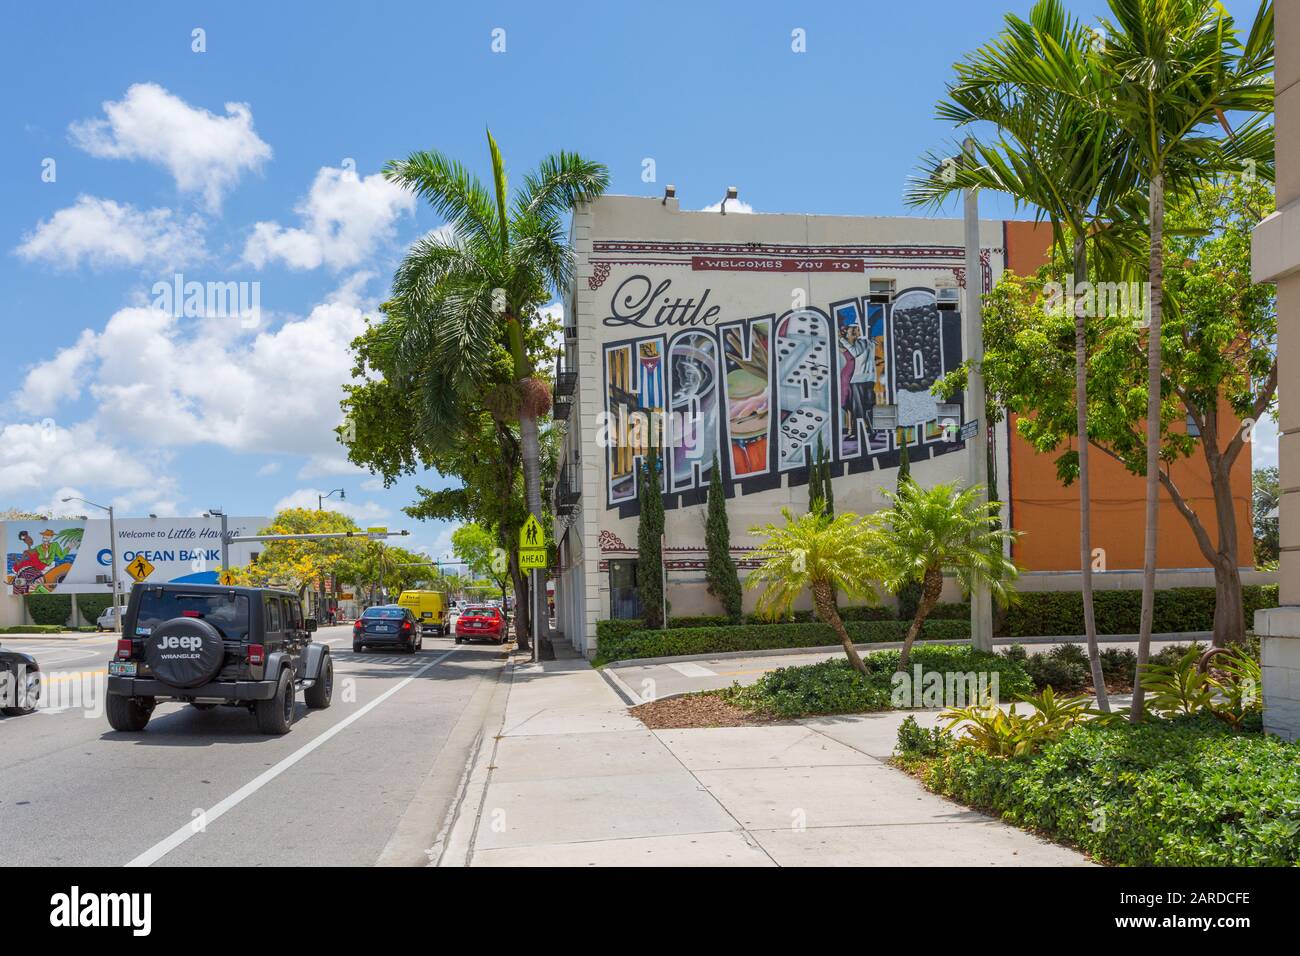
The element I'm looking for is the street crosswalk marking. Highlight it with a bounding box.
[667,662,717,678]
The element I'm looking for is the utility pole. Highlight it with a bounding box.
[964,138,994,653]
[208,508,229,572]
[62,496,121,632]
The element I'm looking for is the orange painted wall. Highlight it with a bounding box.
[1000,220,1254,571]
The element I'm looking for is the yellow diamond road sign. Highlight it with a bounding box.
[519,549,547,570]
[520,515,546,550]
[126,554,155,582]
[219,570,237,586]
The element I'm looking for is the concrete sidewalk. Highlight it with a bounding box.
[438,655,1091,867]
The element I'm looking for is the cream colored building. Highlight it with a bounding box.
[552,195,1019,656]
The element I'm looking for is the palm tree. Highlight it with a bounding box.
[1095,0,1274,719]
[746,509,881,676]
[907,0,1141,711]
[384,131,609,652]
[871,482,1019,673]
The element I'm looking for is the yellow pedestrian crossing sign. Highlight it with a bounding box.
[520,515,546,550]
[219,570,237,585]
[126,554,155,582]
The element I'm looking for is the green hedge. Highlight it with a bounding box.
[0,624,64,634]
[598,619,969,664]
[915,716,1300,866]
[999,584,1278,637]
[76,593,115,624]
[25,593,72,627]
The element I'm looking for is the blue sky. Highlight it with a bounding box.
[0,0,1275,560]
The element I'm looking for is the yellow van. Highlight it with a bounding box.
[397,590,449,635]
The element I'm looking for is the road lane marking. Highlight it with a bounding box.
[125,647,458,868]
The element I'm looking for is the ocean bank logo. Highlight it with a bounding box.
[49,886,151,936]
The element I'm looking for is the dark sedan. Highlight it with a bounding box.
[0,643,41,716]
[353,606,422,654]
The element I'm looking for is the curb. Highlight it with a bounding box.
[601,631,1213,669]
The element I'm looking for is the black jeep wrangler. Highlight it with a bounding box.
[106,583,333,735]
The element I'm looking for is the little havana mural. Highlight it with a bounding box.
[601,275,965,510]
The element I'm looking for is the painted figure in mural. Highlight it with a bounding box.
[721,320,770,478]
[6,526,81,594]
[605,339,665,504]
[11,531,45,576]
[837,309,877,456]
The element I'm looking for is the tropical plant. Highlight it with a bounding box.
[1139,644,1262,727]
[907,0,1141,712]
[745,508,881,676]
[382,132,608,649]
[870,481,1019,672]
[942,686,1096,757]
[1093,0,1274,719]
[703,453,742,621]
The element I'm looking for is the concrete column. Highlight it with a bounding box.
[1253,5,1300,739]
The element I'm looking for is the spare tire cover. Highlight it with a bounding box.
[144,618,225,688]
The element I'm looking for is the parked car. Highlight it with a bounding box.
[0,643,40,716]
[96,604,127,632]
[397,589,449,636]
[454,605,507,645]
[353,605,422,654]
[105,582,332,735]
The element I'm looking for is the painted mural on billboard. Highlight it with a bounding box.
[3,516,268,594]
[600,273,965,510]
[6,523,84,594]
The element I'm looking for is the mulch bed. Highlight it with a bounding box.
[630,692,785,729]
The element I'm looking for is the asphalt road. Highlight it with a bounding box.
[0,621,507,866]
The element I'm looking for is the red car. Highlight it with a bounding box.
[454,605,507,645]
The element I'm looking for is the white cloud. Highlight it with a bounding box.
[256,462,282,477]
[699,198,755,214]
[15,196,206,271]
[243,165,415,271]
[0,421,155,499]
[11,274,376,465]
[296,453,365,480]
[70,83,271,211]
[272,487,388,522]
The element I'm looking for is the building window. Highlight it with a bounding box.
[608,559,643,619]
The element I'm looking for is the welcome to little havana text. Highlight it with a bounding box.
[1121,892,1251,907]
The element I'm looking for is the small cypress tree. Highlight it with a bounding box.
[637,445,666,628]
[704,453,743,621]
[895,427,922,621]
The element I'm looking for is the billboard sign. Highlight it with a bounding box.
[4,516,268,595]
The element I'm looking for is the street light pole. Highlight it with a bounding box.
[208,508,229,572]
[62,496,122,633]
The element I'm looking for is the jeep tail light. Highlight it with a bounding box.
[116,638,133,660]
[247,644,265,665]
[181,610,202,618]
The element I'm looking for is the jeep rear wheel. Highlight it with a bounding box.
[107,694,154,732]
[304,655,332,709]
[255,669,294,735]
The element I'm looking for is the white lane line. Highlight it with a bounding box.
[667,662,716,678]
[125,647,458,868]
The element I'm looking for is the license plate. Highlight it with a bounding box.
[108,661,137,677]
[373,625,392,633]
[469,622,483,628]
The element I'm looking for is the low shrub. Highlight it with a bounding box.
[928,602,971,621]
[24,593,71,627]
[0,624,63,634]
[999,584,1278,637]
[917,716,1300,866]
[1022,643,1091,692]
[722,644,1032,719]
[597,619,970,664]
[1099,647,1137,685]
[896,715,953,758]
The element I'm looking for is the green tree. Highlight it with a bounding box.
[453,522,511,605]
[746,509,881,676]
[637,447,666,628]
[1095,0,1274,719]
[907,0,1140,710]
[1253,466,1280,567]
[382,133,608,648]
[227,509,363,611]
[871,482,1019,673]
[703,454,742,621]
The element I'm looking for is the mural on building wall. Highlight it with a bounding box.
[667,330,720,492]
[605,336,666,504]
[774,309,835,471]
[720,317,771,479]
[833,299,888,459]
[598,266,971,510]
[6,523,84,594]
